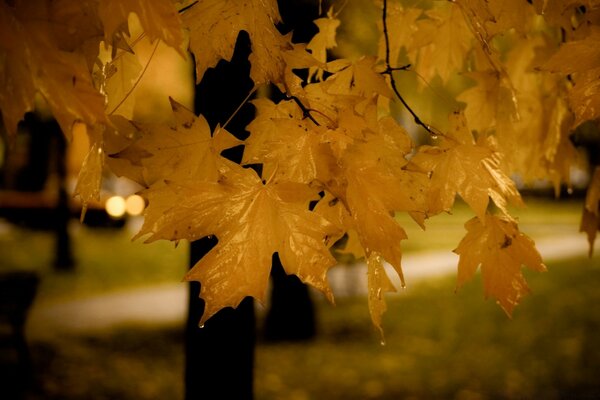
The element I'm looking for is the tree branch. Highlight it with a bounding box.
[381,0,441,137]
[288,95,321,126]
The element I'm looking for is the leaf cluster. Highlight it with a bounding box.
[1,0,599,333]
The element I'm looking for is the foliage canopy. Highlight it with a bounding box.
[1,0,600,334]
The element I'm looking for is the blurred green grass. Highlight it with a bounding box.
[0,221,188,302]
[24,254,600,399]
[255,254,600,399]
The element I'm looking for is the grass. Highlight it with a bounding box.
[15,254,600,400]
[0,220,188,302]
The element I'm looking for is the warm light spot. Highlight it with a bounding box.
[106,196,126,218]
[125,194,145,216]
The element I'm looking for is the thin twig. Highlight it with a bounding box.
[108,40,160,115]
[289,96,321,126]
[222,87,258,131]
[381,0,441,137]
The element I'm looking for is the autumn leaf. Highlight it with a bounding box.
[182,0,291,87]
[541,30,600,125]
[114,99,241,186]
[244,98,332,184]
[454,213,547,316]
[325,56,393,99]
[408,2,473,84]
[73,124,105,215]
[137,166,337,324]
[412,112,523,220]
[306,8,340,81]
[367,251,396,340]
[0,2,106,139]
[376,1,421,66]
[457,70,517,133]
[98,47,143,117]
[98,0,185,54]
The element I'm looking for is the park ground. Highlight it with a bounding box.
[1,196,599,399]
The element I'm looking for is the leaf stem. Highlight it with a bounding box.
[289,95,321,126]
[222,87,258,131]
[381,0,441,137]
[108,40,160,116]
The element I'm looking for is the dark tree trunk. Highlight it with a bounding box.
[184,1,326,397]
[185,32,256,400]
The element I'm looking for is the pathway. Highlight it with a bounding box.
[26,232,598,339]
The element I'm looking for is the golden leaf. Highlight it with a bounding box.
[115,99,241,186]
[98,0,185,54]
[455,214,546,316]
[182,0,291,87]
[408,2,473,84]
[0,2,106,139]
[367,251,396,341]
[412,112,523,220]
[138,166,337,324]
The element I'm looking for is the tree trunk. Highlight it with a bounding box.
[185,32,256,400]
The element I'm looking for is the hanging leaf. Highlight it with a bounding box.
[455,213,547,316]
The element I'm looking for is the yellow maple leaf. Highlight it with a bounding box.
[182,0,291,87]
[455,214,546,316]
[541,30,600,125]
[457,70,517,133]
[98,0,185,55]
[408,2,473,84]
[485,0,535,36]
[412,112,523,220]
[367,251,396,341]
[0,2,106,139]
[137,166,337,324]
[325,56,393,99]
[580,166,600,256]
[244,98,333,184]
[114,99,241,186]
[376,1,421,66]
[306,9,340,81]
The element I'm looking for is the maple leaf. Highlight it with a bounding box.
[137,166,337,324]
[457,70,517,133]
[14,0,103,55]
[114,99,241,186]
[97,47,143,117]
[182,0,291,87]
[98,0,185,55]
[541,30,600,125]
[408,2,473,84]
[0,2,106,139]
[580,166,600,256]
[367,251,396,340]
[412,112,523,220]
[325,57,393,99]
[376,1,421,66]
[485,0,536,36]
[305,9,340,82]
[73,124,105,214]
[244,98,333,184]
[454,214,547,316]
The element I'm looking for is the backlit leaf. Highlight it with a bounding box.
[455,214,547,316]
